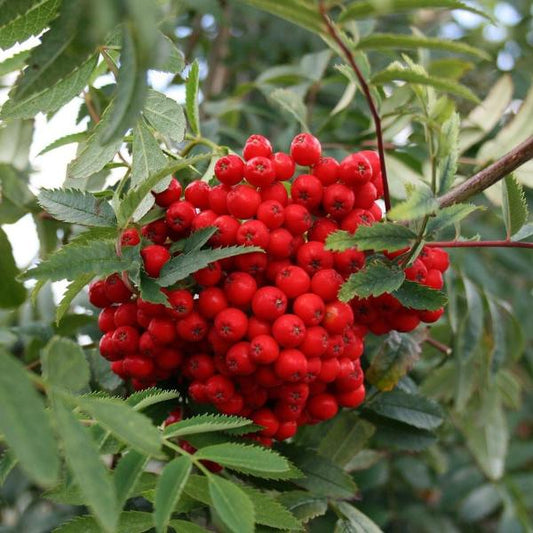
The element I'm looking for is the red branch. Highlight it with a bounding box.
[426,240,533,249]
[318,1,391,212]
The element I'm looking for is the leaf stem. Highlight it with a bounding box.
[163,439,212,476]
[319,1,391,212]
[425,336,452,355]
[426,240,533,249]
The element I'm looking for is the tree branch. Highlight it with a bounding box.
[438,135,533,207]
[318,1,392,212]
[426,240,533,249]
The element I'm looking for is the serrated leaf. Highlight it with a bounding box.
[77,396,162,457]
[139,273,169,305]
[329,224,416,253]
[269,88,309,130]
[67,103,125,180]
[185,60,201,136]
[157,246,264,287]
[154,456,192,533]
[0,227,26,309]
[0,452,17,485]
[318,413,375,467]
[195,443,293,478]
[372,67,479,102]
[52,396,118,532]
[208,475,255,533]
[339,0,490,22]
[366,390,444,430]
[38,132,87,156]
[0,0,61,50]
[393,280,447,310]
[0,48,32,76]
[502,174,528,239]
[38,188,117,227]
[144,89,186,143]
[280,445,358,499]
[56,273,94,324]
[0,349,60,487]
[335,501,383,533]
[163,414,253,438]
[114,451,149,509]
[339,262,405,301]
[116,153,212,226]
[168,520,208,533]
[52,511,153,533]
[154,33,185,73]
[366,330,424,391]
[486,298,506,375]
[42,336,90,393]
[388,185,438,221]
[21,239,132,281]
[437,112,460,194]
[324,230,359,253]
[426,204,480,235]
[358,33,489,60]
[127,388,180,410]
[278,491,328,524]
[130,118,167,188]
[511,222,533,242]
[373,419,436,451]
[176,226,218,253]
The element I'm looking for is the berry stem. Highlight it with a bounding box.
[426,240,533,249]
[318,2,392,212]
[425,336,452,355]
[437,135,533,207]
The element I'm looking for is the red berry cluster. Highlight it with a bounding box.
[89,133,448,443]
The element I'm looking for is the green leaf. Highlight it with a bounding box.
[280,445,358,499]
[373,419,436,451]
[0,349,60,487]
[138,273,169,305]
[42,336,90,393]
[168,520,208,533]
[38,132,87,156]
[208,475,255,533]
[76,396,162,457]
[426,204,480,235]
[52,396,118,532]
[101,25,149,143]
[358,33,489,60]
[327,224,416,253]
[278,491,328,524]
[339,0,490,22]
[56,274,94,324]
[393,280,447,310]
[269,88,309,130]
[52,511,154,533]
[21,239,132,282]
[335,501,383,533]
[0,48,32,76]
[67,104,126,181]
[154,456,192,533]
[38,188,117,227]
[339,261,405,301]
[185,60,201,136]
[511,222,533,242]
[144,89,186,143]
[0,452,17,485]
[365,390,444,430]
[163,414,254,438]
[318,413,375,467]
[372,66,480,102]
[366,331,423,391]
[502,174,528,239]
[131,118,168,188]
[177,227,218,253]
[116,153,212,227]
[0,0,61,50]
[113,451,149,509]
[437,112,460,194]
[0,121,34,171]
[157,246,264,287]
[195,443,294,478]
[127,388,180,410]
[459,484,502,523]
[154,33,185,74]
[388,185,438,221]
[0,227,26,309]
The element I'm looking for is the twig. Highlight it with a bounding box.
[426,240,533,249]
[438,136,533,207]
[319,1,391,211]
[425,336,452,355]
[83,91,100,124]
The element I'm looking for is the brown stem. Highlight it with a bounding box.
[426,240,533,249]
[425,336,452,355]
[319,1,391,211]
[438,136,533,207]
[83,91,100,124]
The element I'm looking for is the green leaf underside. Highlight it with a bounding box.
[426,204,480,235]
[278,491,328,523]
[157,246,264,287]
[0,349,60,487]
[326,224,416,253]
[0,227,26,309]
[366,390,444,430]
[143,89,186,142]
[388,186,439,221]
[113,451,149,509]
[127,388,181,410]
[131,118,168,188]
[339,262,406,301]
[335,501,383,533]
[38,189,117,227]
[269,87,309,130]
[163,414,253,438]
[52,511,153,533]
[154,456,192,533]
[185,60,201,136]
[393,280,448,310]
[372,68,480,102]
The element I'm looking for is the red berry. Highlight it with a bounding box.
[270,152,295,181]
[157,348,183,370]
[296,241,334,275]
[217,394,244,416]
[250,335,280,364]
[322,301,354,334]
[198,287,228,319]
[226,342,256,375]
[312,156,339,185]
[215,154,245,185]
[154,178,182,207]
[339,153,373,186]
[98,307,116,332]
[185,180,210,209]
[275,420,297,440]
[353,181,378,209]
[167,289,194,318]
[260,182,288,205]
[208,184,231,215]
[206,375,235,404]
[123,356,155,379]
[283,204,313,235]
[184,353,215,381]
[389,311,420,332]
[358,150,381,177]
[120,228,140,247]
[310,269,343,302]
[104,273,132,303]
[226,184,262,219]
[334,249,366,277]
[405,259,428,283]
[291,174,323,211]
[275,265,310,299]
[142,219,168,245]
[234,251,267,276]
[419,307,445,323]
[299,326,329,358]
[247,316,271,339]
[308,217,339,243]
[112,326,139,354]
[99,332,119,361]
[290,133,321,166]
[243,134,273,160]
[210,215,240,247]
[244,156,276,187]
[425,269,444,289]
[194,261,222,286]
[274,349,308,382]
[165,201,196,233]
[272,314,306,348]
[236,220,270,249]
[176,312,208,342]
[318,357,340,383]
[191,209,217,232]
[89,280,111,308]
[189,381,209,402]
[336,384,365,408]
[224,272,258,307]
[293,293,326,326]
[257,200,285,229]
[323,184,355,220]
[148,317,176,344]
[251,408,279,437]
[341,209,375,233]
[307,393,338,420]
[214,308,248,342]
[141,245,171,277]
[266,228,294,258]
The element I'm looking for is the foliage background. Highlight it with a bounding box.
[0,0,532,532]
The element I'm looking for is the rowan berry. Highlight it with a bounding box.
[323,184,355,219]
[123,356,155,380]
[214,308,248,342]
[98,307,116,332]
[236,219,270,249]
[312,156,339,185]
[291,174,323,211]
[257,200,285,229]
[252,408,279,437]
[260,182,289,205]
[244,156,276,187]
[307,393,338,420]
[272,314,306,348]
[154,178,182,207]
[296,241,334,275]
[243,134,273,160]
[339,153,373,186]
[185,180,210,209]
[293,293,326,326]
[206,375,235,404]
[310,269,343,302]
[165,201,196,233]
[120,228,140,247]
[167,289,194,318]
[252,286,287,321]
[270,152,295,180]
[250,334,280,364]
[226,184,261,219]
[157,348,183,370]
[224,272,258,307]
[208,184,231,215]
[89,280,111,308]
[215,154,245,185]
[176,312,208,342]
[290,133,321,166]
[141,245,171,277]
[148,317,176,344]
[283,204,313,235]
[274,349,308,382]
